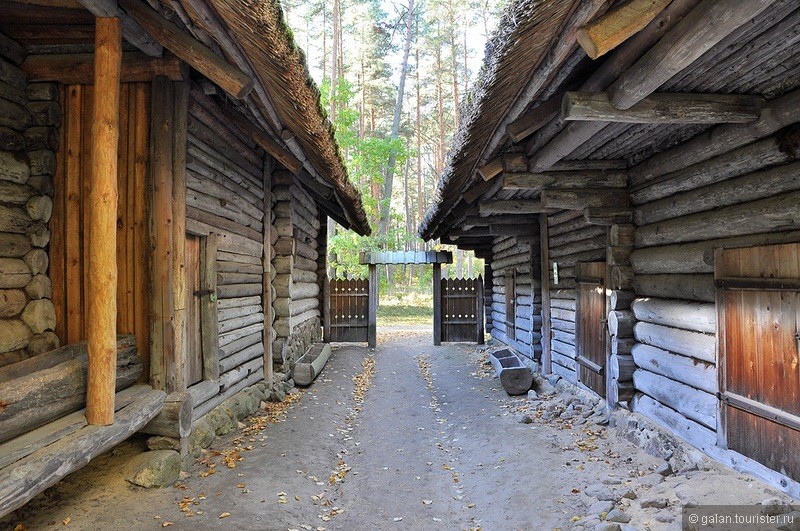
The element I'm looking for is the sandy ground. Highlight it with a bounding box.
[3,330,796,531]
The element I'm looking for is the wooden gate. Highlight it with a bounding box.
[576,262,606,398]
[716,243,800,480]
[328,278,370,342]
[440,277,485,343]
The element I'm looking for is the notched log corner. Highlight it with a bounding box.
[778,124,800,159]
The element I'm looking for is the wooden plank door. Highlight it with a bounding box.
[441,277,483,343]
[505,271,516,340]
[576,262,606,398]
[50,83,151,369]
[329,278,370,342]
[185,235,203,386]
[716,243,800,480]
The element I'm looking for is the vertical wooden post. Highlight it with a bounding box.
[476,275,485,345]
[368,263,377,348]
[87,17,122,426]
[201,233,220,380]
[319,213,330,343]
[262,157,274,388]
[149,76,176,391]
[539,212,552,374]
[433,262,442,346]
[172,80,188,391]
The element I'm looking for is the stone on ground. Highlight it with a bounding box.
[125,450,181,488]
[605,508,631,523]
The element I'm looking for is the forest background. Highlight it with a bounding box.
[283,0,505,297]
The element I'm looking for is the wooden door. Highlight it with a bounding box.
[329,278,370,342]
[576,262,606,398]
[441,277,484,343]
[716,243,800,480]
[50,83,151,368]
[185,235,203,386]
[505,271,516,340]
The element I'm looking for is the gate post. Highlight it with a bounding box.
[433,263,442,346]
[368,264,377,348]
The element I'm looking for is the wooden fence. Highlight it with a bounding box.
[327,278,370,343]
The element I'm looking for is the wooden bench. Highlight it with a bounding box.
[490,348,533,395]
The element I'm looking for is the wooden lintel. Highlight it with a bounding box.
[22,52,185,84]
[503,170,627,191]
[563,92,764,124]
[540,189,629,210]
[577,0,672,59]
[583,206,634,225]
[117,0,254,99]
[462,214,540,230]
[507,91,564,143]
[76,0,162,56]
[477,199,553,216]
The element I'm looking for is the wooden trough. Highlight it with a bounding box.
[292,343,332,386]
[490,348,533,395]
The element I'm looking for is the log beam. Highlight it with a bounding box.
[478,199,553,216]
[540,189,629,210]
[563,92,764,124]
[87,17,121,426]
[22,52,185,84]
[75,0,162,56]
[117,0,253,99]
[478,153,528,181]
[507,91,565,144]
[502,170,627,191]
[577,0,672,59]
[461,214,540,230]
[450,224,537,238]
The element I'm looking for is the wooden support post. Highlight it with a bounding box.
[201,234,220,380]
[149,77,176,392]
[539,213,551,374]
[476,274,485,345]
[87,17,122,426]
[172,80,188,392]
[433,262,442,346]
[262,158,274,388]
[368,264,377,348]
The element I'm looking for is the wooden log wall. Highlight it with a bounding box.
[184,85,266,414]
[0,37,61,367]
[271,171,322,369]
[545,210,605,383]
[489,229,542,360]
[606,223,635,406]
[627,117,800,440]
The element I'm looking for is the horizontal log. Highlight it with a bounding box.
[218,304,262,323]
[563,92,763,124]
[631,393,718,452]
[502,170,627,191]
[576,0,672,59]
[219,357,263,392]
[489,349,533,395]
[192,370,262,421]
[609,290,635,310]
[632,343,716,394]
[217,271,261,285]
[552,340,576,359]
[634,322,715,363]
[631,297,715,333]
[218,312,263,334]
[274,309,320,336]
[219,342,263,374]
[541,189,629,210]
[551,360,577,383]
[507,92,564,143]
[632,369,716,429]
[217,283,263,299]
[478,200,552,215]
[608,310,634,338]
[139,391,192,438]
[22,52,184,84]
[550,225,606,248]
[583,207,633,226]
[274,277,319,299]
[274,296,319,318]
[633,274,714,302]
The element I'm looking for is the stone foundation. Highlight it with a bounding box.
[276,316,321,373]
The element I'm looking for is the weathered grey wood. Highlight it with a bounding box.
[636,190,800,248]
[507,92,564,143]
[607,310,634,338]
[0,31,27,66]
[218,342,262,373]
[609,290,635,310]
[490,349,533,395]
[219,330,262,358]
[632,343,716,394]
[563,92,763,124]
[192,370,261,421]
[634,322,715,363]
[608,0,778,109]
[503,170,626,191]
[0,385,165,519]
[631,297,715,333]
[219,357,263,391]
[633,369,716,429]
[632,393,717,451]
[0,347,142,444]
[631,88,800,185]
[201,234,220,381]
[293,343,331,386]
[608,353,635,382]
[432,263,441,346]
[633,274,714,302]
[478,200,553,216]
[217,282,263,299]
[139,391,193,438]
[187,379,219,406]
[218,312,263,334]
[541,189,628,210]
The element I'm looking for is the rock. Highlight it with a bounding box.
[545,373,561,386]
[761,497,794,516]
[589,500,615,516]
[594,523,621,531]
[621,526,641,531]
[191,419,215,449]
[21,298,56,333]
[605,509,631,523]
[585,483,616,501]
[533,375,556,395]
[656,462,673,477]
[639,497,669,509]
[777,510,800,531]
[147,436,181,451]
[270,388,286,402]
[603,478,622,485]
[638,473,664,488]
[519,415,533,424]
[620,489,637,500]
[527,389,538,400]
[25,274,51,299]
[654,510,674,523]
[560,410,577,420]
[0,150,30,183]
[125,450,181,488]
[27,331,59,354]
[0,319,32,352]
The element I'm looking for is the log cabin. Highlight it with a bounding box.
[420,0,800,496]
[0,0,369,516]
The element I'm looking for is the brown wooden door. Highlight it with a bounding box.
[441,277,483,343]
[505,271,516,341]
[716,243,800,480]
[577,262,606,398]
[50,83,151,368]
[185,235,203,385]
[329,278,370,342]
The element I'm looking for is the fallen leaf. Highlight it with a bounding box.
[162,523,174,528]
[393,517,403,522]
[13,525,27,531]
[62,517,71,526]
[467,503,476,509]
[422,500,433,505]
[236,483,245,488]
[219,512,231,519]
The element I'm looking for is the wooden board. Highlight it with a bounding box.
[505,270,516,341]
[50,82,151,374]
[577,262,606,398]
[440,277,483,343]
[185,234,203,385]
[328,278,369,343]
[716,243,800,480]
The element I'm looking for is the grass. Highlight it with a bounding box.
[376,291,433,325]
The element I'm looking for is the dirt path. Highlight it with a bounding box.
[3,332,794,531]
